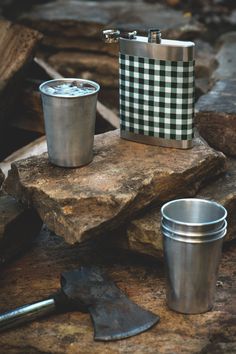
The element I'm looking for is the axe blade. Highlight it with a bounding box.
[61,267,160,341]
[90,298,159,341]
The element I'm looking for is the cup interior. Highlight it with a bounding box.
[161,199,227,226]
[39,78,100,98]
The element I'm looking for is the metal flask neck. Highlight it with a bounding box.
[148,29,162,44]
[102,29,137,43]
[102,28,162,45]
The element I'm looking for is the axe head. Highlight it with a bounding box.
[60,267,159,341]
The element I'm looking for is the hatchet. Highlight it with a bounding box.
[0,267,159,340]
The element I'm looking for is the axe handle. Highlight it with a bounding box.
[0,298,56,332]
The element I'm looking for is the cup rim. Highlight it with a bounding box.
[161,219,227,237]
[161,198,227,227]
[39,78,100,98]
[162,227,227,243]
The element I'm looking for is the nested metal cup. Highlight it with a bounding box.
[161,198,227,314]
[39,78,100,167]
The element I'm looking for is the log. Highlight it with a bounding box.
[0,20,42,159]
[0,225,235,353]
[4,130,226,245]
[0,20,42,125]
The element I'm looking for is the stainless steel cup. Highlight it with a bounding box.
[161,198,227,314]
[39,78,100,167]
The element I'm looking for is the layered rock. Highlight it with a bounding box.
[195,79,236,156]
[19,0,204,41]
[212,32,236,82]
[17,0,204,90]
[48,51,119,88]
[5,130,226,245]
[194,39,217,99]
[122,159,236,258]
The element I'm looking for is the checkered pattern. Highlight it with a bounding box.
[119,54,195,141]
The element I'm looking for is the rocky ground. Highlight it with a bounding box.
[0,227,235,354]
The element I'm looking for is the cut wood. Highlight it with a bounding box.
[0,20,42,124]
[34,57,119,128]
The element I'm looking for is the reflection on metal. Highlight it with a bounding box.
[121,131,193,149]
[120,36,195,62]
[0,299,56,332]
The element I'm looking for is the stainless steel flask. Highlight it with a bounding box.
[103,29,195,149]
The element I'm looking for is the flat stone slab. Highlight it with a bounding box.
[122,158,236,259]
[4,130,226,245]
[212,32,236,82]
[19,0,204,39]
[0,226,235,353]
[195,79,236,156]
[48,51,119,88]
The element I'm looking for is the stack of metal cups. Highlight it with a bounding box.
[161,198,227,314]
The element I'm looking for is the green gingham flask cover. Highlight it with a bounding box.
[119,54,195,141]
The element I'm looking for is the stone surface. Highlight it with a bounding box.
[195,39,216,79]
[194,40,216,99]
[43,35,119,57]
[48,51,119,88]
[0,193,42,266]
[122,158,236,258]
[195,79,236,156]
[18,0,204,91]
[212,32,236,82]
[4,130,226,245]
[0,226,235,353]
[198,159,236,242]
[47,38,217,91]
[19,0,204,40]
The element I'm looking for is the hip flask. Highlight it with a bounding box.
[103,29,195,149]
